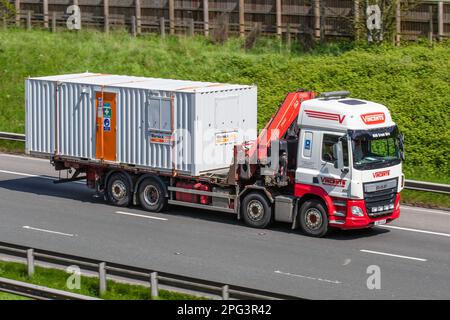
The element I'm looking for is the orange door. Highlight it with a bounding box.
[95,92,116,161]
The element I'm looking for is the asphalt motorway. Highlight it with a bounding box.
[0,153,449,299]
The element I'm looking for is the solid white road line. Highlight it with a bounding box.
[0,169,84,184]
[380,225,450,238]
[115,211,168,221]
[360,249,427,262]
[0,154,48,162]
[0,169,54,180]
[22,226,76,237]
[274,270,341,284]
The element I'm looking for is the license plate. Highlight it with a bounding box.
[374,219,387,226]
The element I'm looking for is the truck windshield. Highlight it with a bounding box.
[350,126,402,170]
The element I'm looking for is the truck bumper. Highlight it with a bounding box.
[329,193,401,230]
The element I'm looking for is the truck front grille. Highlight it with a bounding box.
[363,178,398,218]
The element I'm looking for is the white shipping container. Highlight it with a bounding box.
[25,73,257,176]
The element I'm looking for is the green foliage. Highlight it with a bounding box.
[0,260,205,300]
[0,29,448,182]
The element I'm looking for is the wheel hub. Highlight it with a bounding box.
[143,185,159,206]
[247,200,264,221]
[305,208,322,230]
[111,180,127,200]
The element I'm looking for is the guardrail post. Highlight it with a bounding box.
[276,0,282,37]
[26,249,34,277]
[239,0,245,37]
[438,1,444,41]
[222,284,229,300]
[98,262,107,295]
[135,0,142,35]
[150,272,159,299]
[169,0,175,35]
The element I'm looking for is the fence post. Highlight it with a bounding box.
[314,0,321,40]
[438,1,444,41]
[2,16,6,30]
[188,18,194,36]
[239,0,245,37]
[131,16,137,37]
[52,12,56,32]
[286,23,291,49]
[26,249,34,277]
[27,11,31,30]
[160,17,165,37]
[395,1,401,46]
[15,0,20,27]
[203,0,209,37]
[169,0,175,35]
[98,262,107,295]
[354,0,360,40]
[276,0,282,37]
[135,0,141,35]
[222,285,229,300]
[104,0,109,34]
[43,0,49,28]
[428,5,433,45]
[150,272,159,299]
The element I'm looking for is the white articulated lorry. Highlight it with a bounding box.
[26,73,405,237]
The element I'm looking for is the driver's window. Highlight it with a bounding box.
[321,134,348,166]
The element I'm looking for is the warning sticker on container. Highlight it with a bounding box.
[215,131,238,146]
[149,132,173,145]
[103,118,111,132]
[103,103,112,118]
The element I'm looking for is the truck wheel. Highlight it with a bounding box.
[299,199,329,237]
[241,192,272,229]
[106,172,132,207]
[138,178,167,212]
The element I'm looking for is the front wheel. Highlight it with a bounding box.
[241,192,272,229]
[299,199,329,237]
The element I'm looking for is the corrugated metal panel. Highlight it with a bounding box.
[26,73,257,176]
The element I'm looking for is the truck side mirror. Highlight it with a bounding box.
[333,141,344,170]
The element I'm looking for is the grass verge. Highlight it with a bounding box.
[0,260,206,300]
[0,291,30,300]
[401,190,450,210]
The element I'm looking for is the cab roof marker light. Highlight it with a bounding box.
[319,91,351,100]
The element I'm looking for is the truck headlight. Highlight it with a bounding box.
[351,206,364,217]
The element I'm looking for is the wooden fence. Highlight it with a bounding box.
[4,1,450,42]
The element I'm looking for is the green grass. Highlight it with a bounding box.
[0,260,205,300]
[0,28,448,192]
[401,190,450,210]
[0,292,30,300]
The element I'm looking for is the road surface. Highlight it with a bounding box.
[0,153,449,299]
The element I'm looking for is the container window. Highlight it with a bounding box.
[147,97,172,132]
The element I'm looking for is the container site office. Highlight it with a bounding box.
[25,73,258,176]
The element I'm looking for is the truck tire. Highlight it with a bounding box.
[299,199,329,237]
[138,178,168,213]
[241,192,272,229]
[106,172,132,207]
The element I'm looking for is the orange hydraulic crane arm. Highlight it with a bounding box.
[248,90,316,163]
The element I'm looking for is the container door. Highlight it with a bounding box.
[95,92,116,161]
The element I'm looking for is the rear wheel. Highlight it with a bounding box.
[241,192,272,229]
[138,178,167,212]
[106,172,132,207]
[299,199,329,237]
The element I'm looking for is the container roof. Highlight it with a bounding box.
[29,72,255,93]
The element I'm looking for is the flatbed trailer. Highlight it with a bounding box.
[26,73,405,237]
